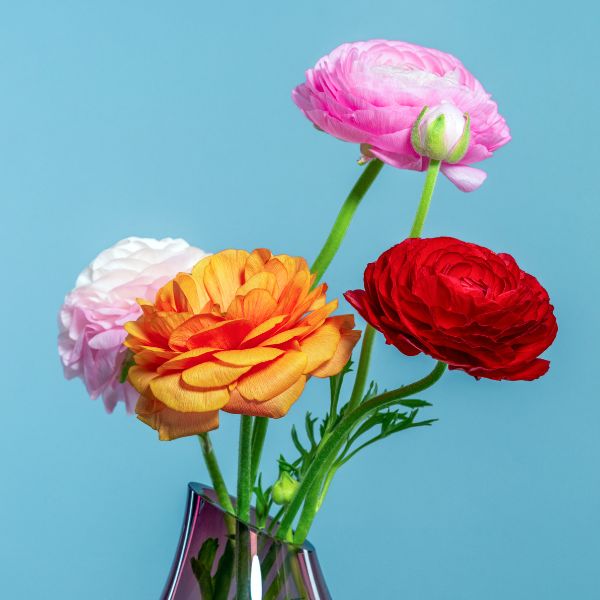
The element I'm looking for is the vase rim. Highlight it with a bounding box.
[188,482,316,552]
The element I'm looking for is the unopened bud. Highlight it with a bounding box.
[411,102,470,163]
[272,472,299,505]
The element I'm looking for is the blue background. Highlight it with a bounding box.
[1,1,597,598]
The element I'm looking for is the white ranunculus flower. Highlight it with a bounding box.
[58,237,210,413]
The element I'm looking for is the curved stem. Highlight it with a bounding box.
[236,416,253,524]
[311,159,384,284]
[409,159,441,238]
[250,417,268,488]
[198,433,235,515]
[278,361,447,542]
[346,324,376,412]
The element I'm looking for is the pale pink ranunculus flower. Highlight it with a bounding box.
[58,237,209,413]
[293,40,511,192]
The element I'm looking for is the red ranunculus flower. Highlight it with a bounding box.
[345,237,557,381]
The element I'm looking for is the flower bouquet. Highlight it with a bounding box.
[58,40,557,599]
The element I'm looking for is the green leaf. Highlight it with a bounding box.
[304,412,318,448]
[118,351,135,384]
[290,426,308,457]
[397,398,432,408]
[190,537,218,598]
[213,539,235,600]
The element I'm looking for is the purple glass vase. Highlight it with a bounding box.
[161,483,331,600]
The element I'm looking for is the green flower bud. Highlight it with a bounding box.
[411,103,471,164]
[272,472,299,505]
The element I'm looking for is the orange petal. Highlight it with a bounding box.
[124,326,152,348]
[168,314,224,350]
[241,288,278,324]
[299,323,342,373]
[311,328,361,378]
[172,273,202,313]
[191,254,213,281]
[262,258,292,296]
[298,300,338,331]
[186,319,254,350]
[289,283,328,320]
[157,347,217,373]
[154,281,176,311]
[236,350,308,401]
[273,254,308,280]
[133,348,177,369]
[128,366,159,394]
[136,395,219,440]
[203,250,249,311]
[149,373,230,412]
[236,271,278,298]
[182,360,251,387]
[224,375,306,418]
[241,315,286,345]
[258,326,312,347]
[214,347,284,366]
[274,270,311,316]
[244,248,272,280]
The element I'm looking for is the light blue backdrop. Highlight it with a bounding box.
[1,1,597,598]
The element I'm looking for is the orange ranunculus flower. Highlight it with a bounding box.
[124,248,361,440]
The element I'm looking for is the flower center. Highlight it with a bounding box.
[460,276,489,295]
[369,64,460,88]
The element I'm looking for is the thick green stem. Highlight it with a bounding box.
[250,417,268,489]
[236,416,253,523]
[346,324,376,412]
[283,158,445,543]
[279,362,447,542]
[235,416,254,600]
[198,433,235,515]
[311,159,384,284]
[408,159,441,238]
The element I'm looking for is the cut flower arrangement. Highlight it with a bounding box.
[59,40,557,600]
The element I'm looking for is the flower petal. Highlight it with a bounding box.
[298,323,342,373]
[128,366,159,394]
[311,328,361,377]
[224,375,306,418]
[236,351,308,401]
[441,164,487,192]
[157,347,217,373]
[168,314,224,350]
[203,250,249,311]
[185,319,254,350]
[149,373,230,412]
[136,395,219,440]
[182,361,252,387]
[214,347,284,366]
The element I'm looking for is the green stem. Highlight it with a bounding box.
[250,417,268,489]
[236,416,253,523]
[198,433,235,515]
[316,463,340,511]
[279,361,447,543]
[408,159,441,238]
[311,159,384,284]
[346,324,376,412]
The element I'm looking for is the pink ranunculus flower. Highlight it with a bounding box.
[292,40,511,192]
[58,237,209,413]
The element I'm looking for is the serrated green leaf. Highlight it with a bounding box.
[305,412,318,448]
[290,426,307,457]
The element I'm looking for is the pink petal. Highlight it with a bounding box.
[88,328,128,350]
[441,164,487,192]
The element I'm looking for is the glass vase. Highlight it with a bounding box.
[161,483,331,600]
